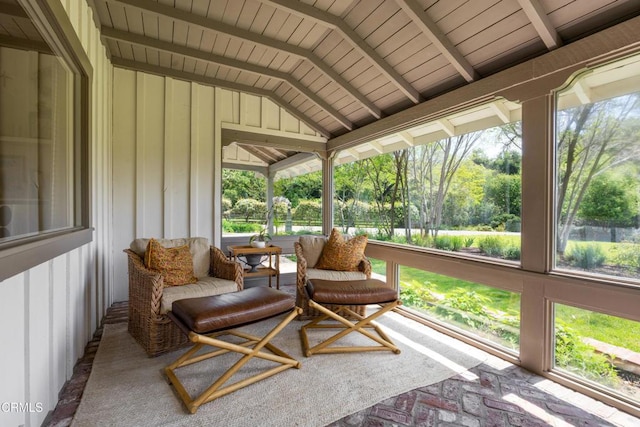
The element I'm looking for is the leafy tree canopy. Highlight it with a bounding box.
[578,173,639,226]
[223,170,266,204]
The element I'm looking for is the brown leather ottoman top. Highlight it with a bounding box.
[170,287,295,334]
[307,279,397,305]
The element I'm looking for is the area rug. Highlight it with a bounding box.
[71,309,486,427]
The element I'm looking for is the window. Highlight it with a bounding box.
[333,116,522,263]
[554,304,640,405]
[222,169,268,236]
[398,266,521,352]
[554,55,640,282]
[0,46,74,242]
[0,1,91,280]
[222,168,323,237]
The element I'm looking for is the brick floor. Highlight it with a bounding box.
[44,292,640,427]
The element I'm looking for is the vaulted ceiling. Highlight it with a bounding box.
[90,0,640,136]
[2,0,639,174]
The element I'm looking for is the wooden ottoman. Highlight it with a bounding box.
[300,278,401,356]
[165,287,302,413]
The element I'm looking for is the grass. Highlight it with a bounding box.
[371,257,640,352]
[556,304,640,352]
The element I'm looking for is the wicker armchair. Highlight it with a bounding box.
[124,238,243,357]
[294,235,371,319]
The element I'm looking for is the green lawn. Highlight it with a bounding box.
[371,257,640,352]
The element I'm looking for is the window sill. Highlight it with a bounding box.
[0,228,93,281]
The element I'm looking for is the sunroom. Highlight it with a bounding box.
[1,0,640,426]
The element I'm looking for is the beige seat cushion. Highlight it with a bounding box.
[306,268,367,282]
[130,237,210,278]
[298,235,327,268]
[160,277,239,314]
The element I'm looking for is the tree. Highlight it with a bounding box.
[362,155,397,238]
[441,161,487,227]
[409,132,482,238]
[578,173,639,241]
[334,161,371,233]
[230,198,265,222]
[485,173,521,218]
[222,170,265,204]
[556,94,640,253]
[293,200,322,226]
[274,171,321,207]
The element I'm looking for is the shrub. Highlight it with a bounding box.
[463,237,475,248]
[555,322,618,385]
[611,242,640,272]
[478,236,505,257]
[222,220,262,233]
[433,235,464,251]
[399,281,438,309]
[435,289,491,329]
[231,198,266,222]
[503,245,521,260]
[292,200,322,226]
[566,244,606,270]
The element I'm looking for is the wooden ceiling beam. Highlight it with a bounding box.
[221,128,327,153]
[396,0,478,83]
[241,146,280,164]
[517,0,562,50]
[269,152,318,173]
[101,26,353,131]
[0,34,51,54]
[110,57,332,138]
[263,0,422,104]
[0,3,28,18]
[107,0,381,121]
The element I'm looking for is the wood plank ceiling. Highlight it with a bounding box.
[2,0,640,170]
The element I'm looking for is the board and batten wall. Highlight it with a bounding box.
[0,1,113,427]
[111,69,324,301]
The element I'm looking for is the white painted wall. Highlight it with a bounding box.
[0,1,112,426]
[111,71,323,301]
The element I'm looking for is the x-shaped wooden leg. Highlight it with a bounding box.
[300,300,401,356]
[165,307,302,413]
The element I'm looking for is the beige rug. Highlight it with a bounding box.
[72,310,486,427]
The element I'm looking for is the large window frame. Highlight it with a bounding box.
[331,45,640,417]
[0,0,92,281]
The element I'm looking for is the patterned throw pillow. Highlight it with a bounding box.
[315,228,368,271]
[144,238,197,286]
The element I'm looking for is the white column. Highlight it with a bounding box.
[321,154,334,235]
[267,170,274,235]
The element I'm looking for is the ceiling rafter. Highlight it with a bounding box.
[0,34,51,54]
[490,101,511,123]
[396,0,478,83]
[110,57,331,137]
[262,0,422,104]
[437,119,455,137]
[0,3,28,18]
[369,141,384,153]
[270,152,318,173]
[107,0,381,121]
[516,0,562,49]
[101,26,353,131]
[221,128,327,153]
[573,80,592,104]
[398,131,414,146]
[244,146,282,163]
